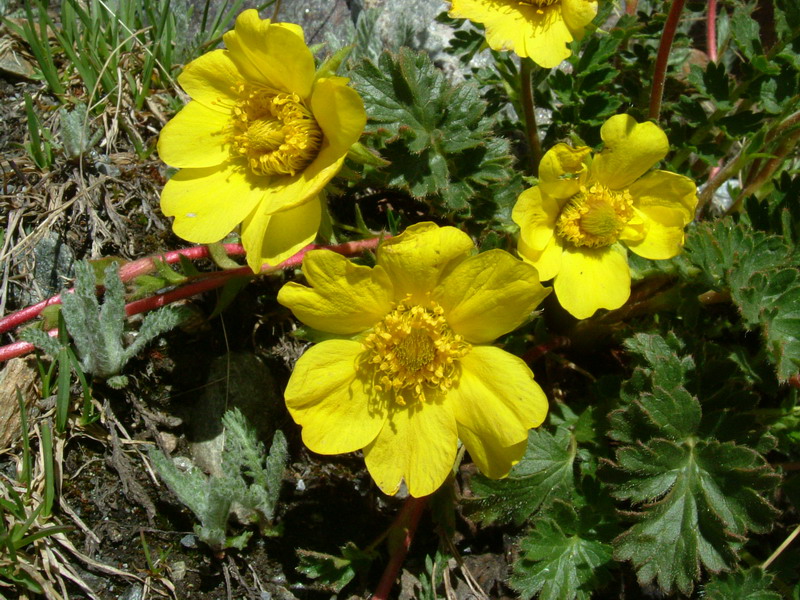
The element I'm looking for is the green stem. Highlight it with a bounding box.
[648,0,687,121]
[763,522,800,569]
[734,126,800,210]
[520,59,543,175]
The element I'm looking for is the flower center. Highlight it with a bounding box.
[519,0,560,7]
[361,299,471,406]
[231,85,322,177]
[555,183,634,248]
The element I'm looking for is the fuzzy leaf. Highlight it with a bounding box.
[98,263,126,369]
[609,334,781,596]
[511,502,613,600]
[468,426,577,525]
[730,6,763,61]
[609,333,700,444]
[702,567,781,600]
[148,450,219,531]
[151,410,286,552]
[19,327,62,358]
[351,48,516,214]
[122,304,187,363]
[222,409,287,523]
[685,219,800,380]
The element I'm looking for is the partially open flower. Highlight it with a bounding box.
[513,114,698,319]
[158,10,366,272]
[278,223,551,497]
[448,0,598,68]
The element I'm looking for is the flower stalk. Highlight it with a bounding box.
[707,0,718,62]
[520,59,543,175]
[0,244,245,335]
[0,237,383,363]
[372,496,428,600]
[649,0,687,121]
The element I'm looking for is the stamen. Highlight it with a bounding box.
[555,183,634,248]
[519,0,559,6]
[361,298,471,406]
[230,84,322,177]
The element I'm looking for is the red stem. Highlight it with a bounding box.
[117,243,245,281]
[649,0,687,121]
[0,244,246,334]
[707,0,718,62]
[372,496,428,600]
[523,336,571,364]
[0,237,383,362]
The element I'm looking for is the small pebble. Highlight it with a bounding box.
[173,456,193,472]
[117,583,143,600]
[170,560,187,581]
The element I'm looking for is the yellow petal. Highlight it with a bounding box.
[285,340,385,454]
[255,154,347,215]
[223,10,315,98]
[628,170,698,222]
[157,101,230,169]
[592,114,669,190]
[311,77,366,157]
[450,0,573,68]
[241,196,322,272]
[434,250,550,343]
[554,245,631,319]
[378,223,474,303]
[363,398,458,497]
[513,186,560,252]
[463,429,529,480]
[160,163,263,243]
[623,171,698,260]
[561,0,599,37]
[236,78,364,217]
[177,49,242,111]
[277,250,394,335]
[625,207,688,260]
[451,347,548,478]
[518,234,563,281]
[538,143,591,200]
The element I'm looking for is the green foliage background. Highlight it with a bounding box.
[343,0,800,597]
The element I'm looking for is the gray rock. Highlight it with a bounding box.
[277,0,355,46]
[185,352,279,477]
[117,584,144,600]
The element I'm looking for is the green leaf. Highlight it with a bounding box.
[296,542,377,593]
[612,440,779,595]
[510,502,614,600]
[609,333,700,444]
[467,426,577,525]
[351,48,516,215]
[730,6,763,60]
[702,567,782,600]
[608,334,781,595]
[685,219,800,381]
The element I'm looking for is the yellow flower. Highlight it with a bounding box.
[277,223,551,497]
[158,10,366,272]
[448,0,598,68]
[513,114,698,319]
